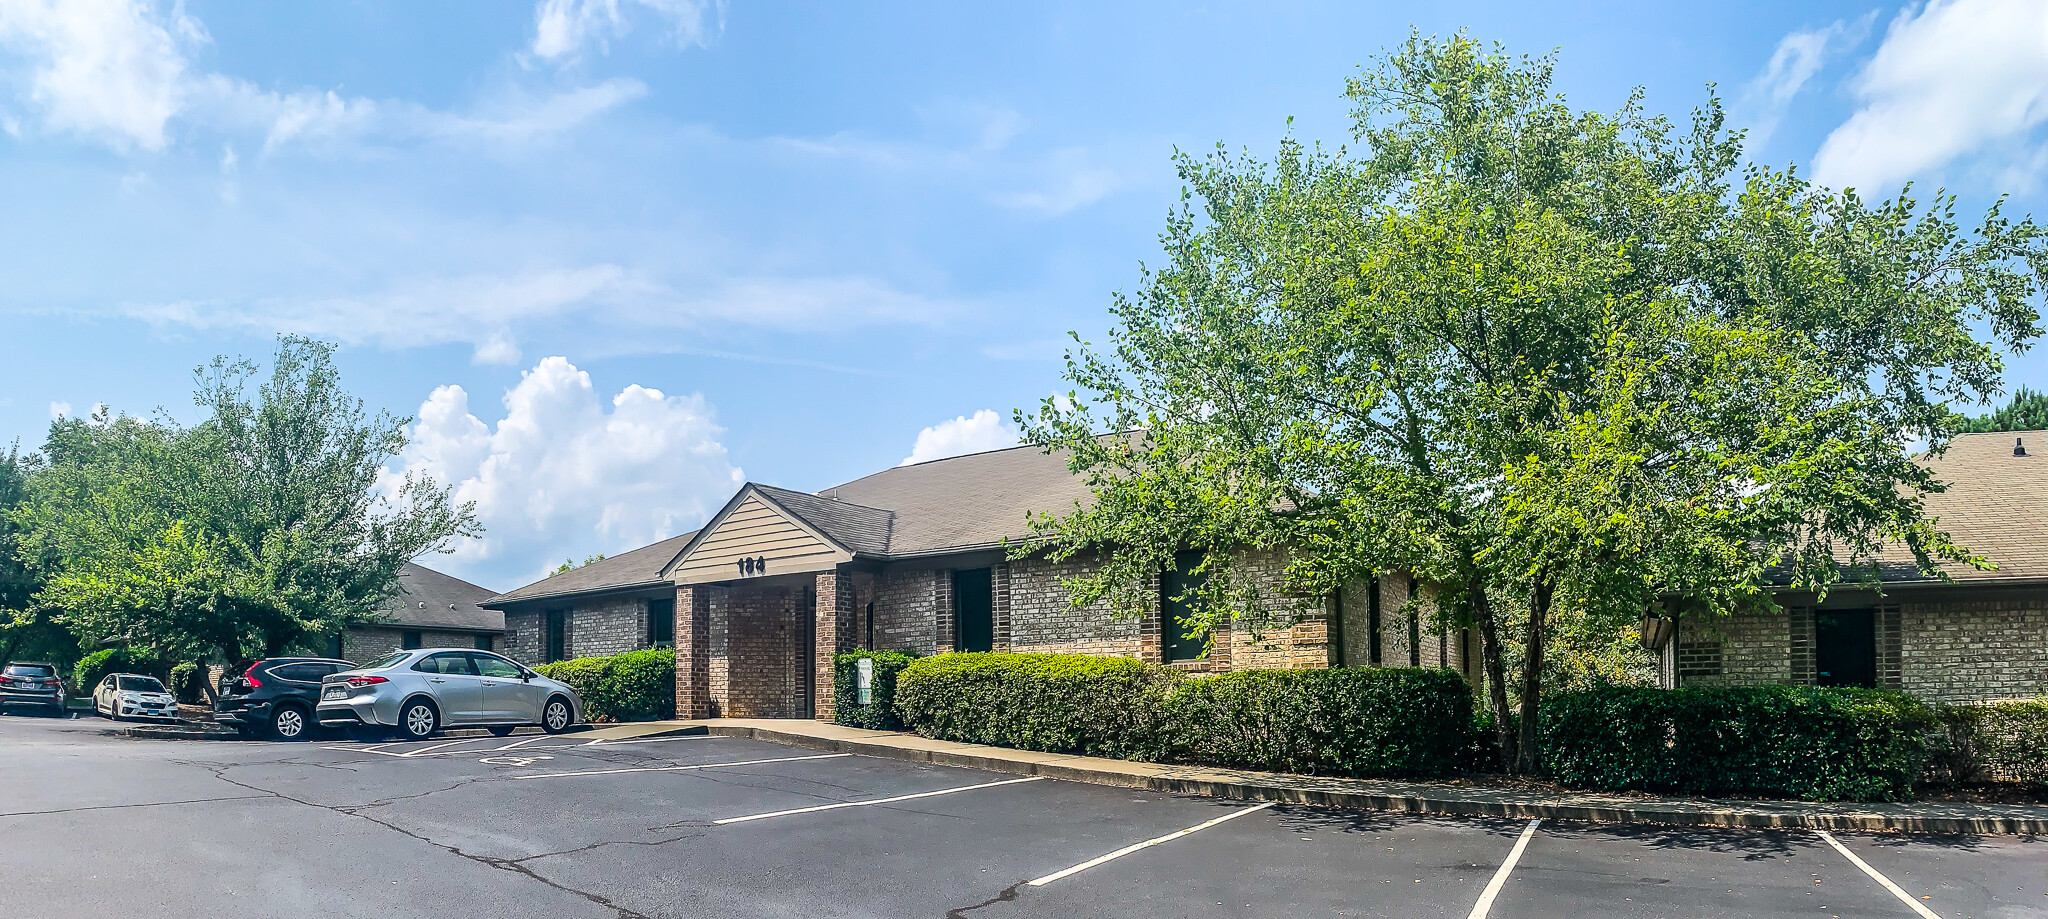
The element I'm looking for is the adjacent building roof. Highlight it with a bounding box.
[378,563,504,632]
[485,530,700,607]
[1872,430,2048,583]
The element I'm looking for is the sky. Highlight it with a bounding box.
[2,0,2046,591]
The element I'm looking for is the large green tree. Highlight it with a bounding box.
[1960,387,2048,433]
[1019,35,2048,772]
[14,337,479,673]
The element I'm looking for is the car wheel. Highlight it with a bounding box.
[269,706,309,741]
[399,699,438,740]
[488,725,517,737]
[541,697,573,734]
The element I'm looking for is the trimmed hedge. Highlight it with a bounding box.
[169,662,207,704]
[74,648,166,694]
[894,653,1180,759]
[1934,699,2048,787]
[534,648,674,722]
[832,650,920,730]
[1542,685,1938,801]
[893,652,1476,777]
[1161,668,1477,778]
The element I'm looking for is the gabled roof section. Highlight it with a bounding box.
[484,530,700,607]
[817,441,1100,556]
[1867,430,2048,583]
[381,563,504,632]
[753,483,894,555]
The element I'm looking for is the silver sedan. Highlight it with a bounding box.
[315,648,583,741]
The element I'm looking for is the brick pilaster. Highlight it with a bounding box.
[814,569,858,720]
[673,586,711,719]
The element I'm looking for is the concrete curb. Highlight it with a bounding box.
[703,723,2048,836]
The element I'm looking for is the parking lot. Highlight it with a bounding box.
[0,712,2041,919]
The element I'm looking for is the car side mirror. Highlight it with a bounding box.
[520,670,534,682]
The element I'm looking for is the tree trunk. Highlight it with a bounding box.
[1514,575,1554,775]
[1473,583,1516,772]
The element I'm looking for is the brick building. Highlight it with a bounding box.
[1649,431,2048,702]
[484,442,1473,721]
[329,562,505,662]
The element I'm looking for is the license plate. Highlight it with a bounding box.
[322,687,345,700]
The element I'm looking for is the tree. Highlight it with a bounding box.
[1960,387,2048,433]
[1017,34,2048,773]
[0,442,72,667]
[14,337,480,672]
[553,554,607,575]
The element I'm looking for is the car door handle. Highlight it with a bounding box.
[428,678,446,683]
[481,680,500,686]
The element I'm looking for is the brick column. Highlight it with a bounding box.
[814,569,857,720]
[673,586,711,719]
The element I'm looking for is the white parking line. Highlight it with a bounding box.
[1465,819,1542,919]
[510,753,852,779]
[1817,831,1944,919]
[713,776,1045,825]
[400,737,485,757]
[1027,802,1273,887]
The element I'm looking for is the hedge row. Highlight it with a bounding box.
[893,652,1477,777]
[1541,685,1938,801]
[533,648,674,722]
[831,651,920,730]
[1934,699,2048,787]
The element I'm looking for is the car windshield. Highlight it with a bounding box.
[117,676,165,693]
[4,664,55,678]
[357,651,411,671]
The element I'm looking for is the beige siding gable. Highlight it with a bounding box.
[669,491,851,585]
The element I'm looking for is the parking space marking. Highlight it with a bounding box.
[399,737,487,757]
[1817,831,1944,919]
[1465,819,1541,919]
[1027,802,1274,887]
[510,752,851,779]
[712,776,1045,825]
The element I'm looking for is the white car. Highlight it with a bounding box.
[94,673,179,722]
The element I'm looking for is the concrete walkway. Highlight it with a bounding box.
[665,717,2048,835]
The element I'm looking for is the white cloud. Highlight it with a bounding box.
[47,400,69,419]
[123,266,956,357]
[1740,15,1872,152]
[530,0,722,62]
[1812,0,2048,192]
[0,0,642,156]
[386,356,744,587]
[0,0,198,151]
[901,409,1018,466]
[991,148,1122,215]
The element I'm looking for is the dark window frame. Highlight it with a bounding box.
[953,568,995,654]
[400,630,423,650]
[544,610,568,663]
[1160,549,1209,663]
[647,598,676,648]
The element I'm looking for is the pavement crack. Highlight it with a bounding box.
[946,881,1026,918]
[0,794,268,818]
[192,762,654,919]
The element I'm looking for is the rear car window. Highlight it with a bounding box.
[358,651,410,671]
[412,653,475,676]
[270,664,321,682]
[3,664,55,678]
[117,676,165,693]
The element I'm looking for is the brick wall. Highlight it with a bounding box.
[340,628,484,662]
[873,566,943,653]
[1900,593,2048,702]
[813,570,856,720]
[504,609,542,663]
[1219,548,1327,671]
[675,586,710,718]
[715,583,808,718]
[566,595,648,658]
[1676,610,1793,687]
[1006,554,1143,657]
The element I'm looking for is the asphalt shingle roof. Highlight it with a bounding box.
[753,484,895,555]
[485,530,700,606]
[1873,430,2048,582]
[815,443,1098,556]
[379,563,504,632]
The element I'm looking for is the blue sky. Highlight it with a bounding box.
[1,0,2044,590]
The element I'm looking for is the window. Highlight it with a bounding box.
[473,634,495,652]
[327,634,344,659]
[544,610,567,663]
[647,598,675,648]
[468,654,522,679]
[117,675,165,693]
[411,653,475,675]
[953,568,994,653]
[400,630,423,650]
[3,664,55,678]
[358,651,409,671]
[1160,550,1209,662]
[1815,609,1877,688]
[270,664,321,683]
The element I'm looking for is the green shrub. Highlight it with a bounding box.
[832,650,920,730]
[169,662,207,704]
[73,648,166,694]
[534,648,674,722]
[894,652,1182,759]
[1161,667,1476,778]
[1542,685,1938,801]
[1934,699,2048,787]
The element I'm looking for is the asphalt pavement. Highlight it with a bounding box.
[0,710,2040,919]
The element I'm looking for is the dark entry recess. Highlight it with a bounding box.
[1161,550,1208,662]
[544,610,567,663]
[1814,609,1877,688]
[954,568,995,653]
